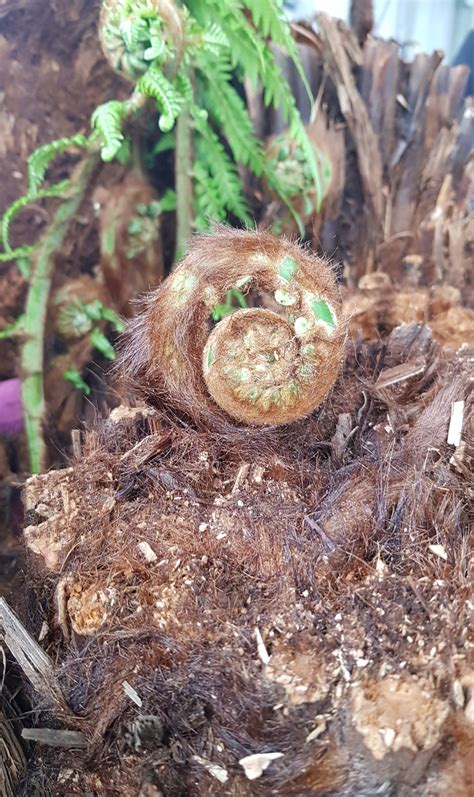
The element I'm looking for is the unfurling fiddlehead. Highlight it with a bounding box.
[99,0,184,81]
[121,228,345,426]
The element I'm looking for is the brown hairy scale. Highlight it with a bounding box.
[120,227,345,426]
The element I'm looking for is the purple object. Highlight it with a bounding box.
[0,378,23,436]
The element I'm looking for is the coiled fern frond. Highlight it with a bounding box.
[99,0,181,79]
[120,228,345,426]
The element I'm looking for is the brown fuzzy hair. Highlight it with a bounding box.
[19,319,472,796]
[119,226,345,428]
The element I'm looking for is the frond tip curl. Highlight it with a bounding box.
[120,228,346,426]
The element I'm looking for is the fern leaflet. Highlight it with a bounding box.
[192,110,251,224]
[91,101,127,162]
[1,181,69,254]
[202,66,265,176]
[138,66,184,132]
[245,0,313,102]
[0,246,34,264]
[260,48,323,207]
[27,134,89,195]
[193,162,227,230]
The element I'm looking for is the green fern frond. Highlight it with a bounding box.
[192,110,251,224]
[138,66,184,132]
[27,134,89,195]
[245,0,312,101]
[217,12,265,84]
[193,161,227,229]
[197,59,305,228]
[1,181,69,254]
[189,0,265,84]
[203,68,265,176]
[91,100,127,162]
[201,23,229,55]
[260,49,323,207]
[190,0,319,212]
[245,0,284,38]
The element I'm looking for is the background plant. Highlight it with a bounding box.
[0,0,330,472]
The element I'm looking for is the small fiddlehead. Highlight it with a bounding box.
[121,228,345,426]
[99,0,184,81]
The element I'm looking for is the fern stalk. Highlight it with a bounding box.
[175,107,193,259]
[20,153,100,472]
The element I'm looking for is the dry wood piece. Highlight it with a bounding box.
[0,687,26,797]
[350,0,374,45]
[21,728,87,749]
[23,468,80,572]
[282,19,472,285]
[318,13,384,252]
[0,598,62,703]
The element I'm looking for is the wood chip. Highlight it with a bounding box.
[305,719,327,742]
[137,541,157,562]
[255,626,270,664]
[21,728,87,748]
[192,756,228,783]
[447,400,464,447]
[123,680,143,707]
[428,544,448,561]
[0,598,62,702]
[71,428,82,459]
[232,463,250,493]
[239,752,284,780]
[375,361,425,389]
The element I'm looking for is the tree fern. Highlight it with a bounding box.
[0,0,335,475]
[27,134,88,195]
